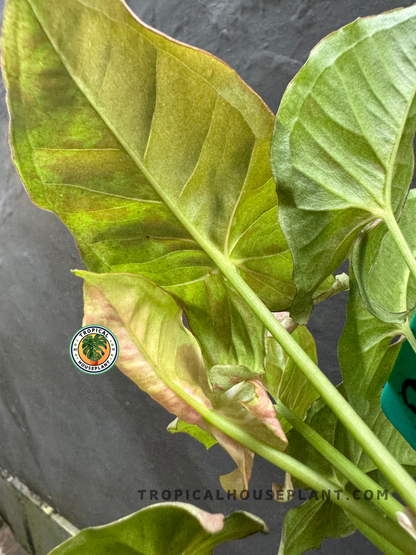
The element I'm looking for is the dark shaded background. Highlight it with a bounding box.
[0,1,414,553]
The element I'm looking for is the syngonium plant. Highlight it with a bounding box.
[3,0,416,553]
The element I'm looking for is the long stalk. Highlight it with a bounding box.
[170,381,416,555]
[30,0,416,533]
[384,212,416,282]
[211,259,416,515]
[348,512,409,555]
[47,2,416,513]
[384,211,416,355]
[402,320,416,355]
[274,399,404,521]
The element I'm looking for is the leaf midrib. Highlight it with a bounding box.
[282,16,416,219]
[26,0,254,276]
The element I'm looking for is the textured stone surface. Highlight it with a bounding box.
[0,1,413,554]
[0,525,27,555]
[0,467,77,555]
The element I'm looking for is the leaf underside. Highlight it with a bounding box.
[48,502,268,555]
[2,0,297,372]
[79,270,288,496]
[281,268,416,555]
[271,6,416,323]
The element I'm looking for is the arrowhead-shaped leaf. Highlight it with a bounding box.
[79,270,212,426]
[77,271,287,495]
[271,6,416,323]
[2,0,295,372]
[278,496,356,555]
[48,502,268,555]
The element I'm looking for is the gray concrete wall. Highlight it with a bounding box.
[0,1,413,553]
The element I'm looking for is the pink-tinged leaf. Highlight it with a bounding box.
[75,271,288,496]
[240,380,288,451]
[272,473,294,503]
[273,312,298,334]
[398,508,416,542]
[209,364,260,392]
[48,501,268,554]
[77,271,212,426]
[207,377,288,496]
[210,427,254,497]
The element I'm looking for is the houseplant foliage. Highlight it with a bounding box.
[48,503,268,555]
[3,0,416,554]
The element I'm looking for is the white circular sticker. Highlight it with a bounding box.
[70,325,119,374]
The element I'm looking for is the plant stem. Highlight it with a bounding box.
[96,75,416,517]
[384,211,416,284]
[274,399,404,521]
[348,512,409,555]
[384,211,416,356]
[213,260,416,515]
[171,383,416,554]
[402,319,416,355]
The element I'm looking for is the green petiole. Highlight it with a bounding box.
[274,399,405,522]
[168,377,416,554]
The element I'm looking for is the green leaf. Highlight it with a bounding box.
[352,191,416,324]
[48,502,268,555]
[264,326,320,433]
[293,316,416,552]
[287,388,348,488]
[77,270,212,426]
[271,6,416,323]
[285,380,416,554]
[288,386,416,490]
[2,0,296,372]
[76,270,288,495]
[338,268,403,413]
[208,364,260,391]
[173,274,267,374]
[337,273,416,479]
[167,418,217,450]
[278,496,356,555]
